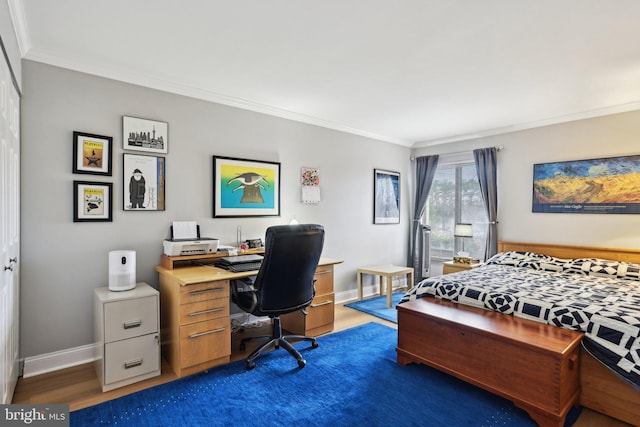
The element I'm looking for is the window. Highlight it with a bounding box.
[425,160,487,261]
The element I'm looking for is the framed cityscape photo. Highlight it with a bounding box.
[123,153,166,211]
[73,181,113,222]
[122,115,168,154]
[373,169,400,224]
[72,131,112,176]
[212,155,281,217]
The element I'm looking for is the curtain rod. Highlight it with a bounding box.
[411,145,503,161]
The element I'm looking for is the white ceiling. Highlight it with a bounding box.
[9,0,640,147]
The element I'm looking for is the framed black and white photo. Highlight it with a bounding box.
[73,181,113,222]
[373,169,400,224]
[72,131,112,176]
[123,153,166,211]
[122,116,168,154]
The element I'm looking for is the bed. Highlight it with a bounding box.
[397,242,640,426]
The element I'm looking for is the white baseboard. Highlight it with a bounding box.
[21,285,396,378]
[22,343,98,378]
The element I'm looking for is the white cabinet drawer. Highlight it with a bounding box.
[104,333,160,384]
[104,295,158,342]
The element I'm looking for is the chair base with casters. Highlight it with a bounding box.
[239,315,318,370]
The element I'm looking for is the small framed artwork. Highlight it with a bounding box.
[212,155,281,217]
[123,153,166,211]
[73,181,113,222]
[72,131,112,175]
[122,116,168,154]
[373,169,400,224]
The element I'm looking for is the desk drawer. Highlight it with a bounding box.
[281,293,334,336]
[179,298,229,325]
[104,295,158,342]
[180,281,229,304]
[307,293,335,330]
[180,317,230,368]
[314,266,334,295]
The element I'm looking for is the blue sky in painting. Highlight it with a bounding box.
[533,155,640,180]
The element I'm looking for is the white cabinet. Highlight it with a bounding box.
[94,282,160,391]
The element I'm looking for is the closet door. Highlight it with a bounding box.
[0,50,20,405]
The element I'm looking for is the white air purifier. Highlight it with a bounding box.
[108,250,136,291]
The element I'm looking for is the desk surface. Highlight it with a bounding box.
[156,257,343,285]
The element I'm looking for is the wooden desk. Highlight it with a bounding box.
[156,258,342,378]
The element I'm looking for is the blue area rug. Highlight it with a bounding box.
[344,292,403,323]
[72,322,579,426]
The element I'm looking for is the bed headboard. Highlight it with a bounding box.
[498,241,640,263]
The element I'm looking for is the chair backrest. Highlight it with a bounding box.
[253,224,325,315]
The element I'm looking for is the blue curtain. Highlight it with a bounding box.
[408,155,439,283]
[473,147,498,260]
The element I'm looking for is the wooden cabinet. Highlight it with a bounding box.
[281,264,335,337]
[442,261,482,275]
[397,298,582,427]
[159,276,231,378]
[94,282,160,392]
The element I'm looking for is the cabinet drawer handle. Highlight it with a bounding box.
[188,307,224,317]
[123,320,142,329]
[311,300,332,308]
[314,270,331,276]
[189,288,224,296]
[124,358,143,369]
[189,327,226,339]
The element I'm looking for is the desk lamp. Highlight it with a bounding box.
[454,223,473,257]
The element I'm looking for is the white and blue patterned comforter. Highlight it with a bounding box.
[400,251,640,390]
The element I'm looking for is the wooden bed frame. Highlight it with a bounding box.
[398,241,640,426]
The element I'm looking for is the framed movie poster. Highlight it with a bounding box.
[212,155,281,217]
[123,153,166,211]
[72,131,112,176]
[533,154,640,214]
[373,169,400,224]
[73,181,113,222]
[122,116,168,154]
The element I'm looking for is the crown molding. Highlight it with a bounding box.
[24,48,413,147]
[413,101,640,148]
[7,0,30,56]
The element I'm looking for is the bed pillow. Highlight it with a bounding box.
[486,251,568,272]
[488,251,640,282]
[561,258,640,281]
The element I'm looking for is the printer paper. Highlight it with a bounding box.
[173,221,198,239]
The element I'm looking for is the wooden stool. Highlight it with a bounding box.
[357,265,414,308]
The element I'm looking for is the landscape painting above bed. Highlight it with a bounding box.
[532,154,640,214]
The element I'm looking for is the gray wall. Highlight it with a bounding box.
[413,110,640,250]
[21,60,411,358]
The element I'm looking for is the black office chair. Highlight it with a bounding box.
[231,224,325,370]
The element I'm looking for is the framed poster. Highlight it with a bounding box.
[72,131,112,176]
[123,153,166,211]
[122,116,168,154]
[73,181,113,222]
[533,154,640,214]
[212,155,280,217]
[374,169,400,224]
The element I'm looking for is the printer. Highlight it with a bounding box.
[163,222,219,256]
